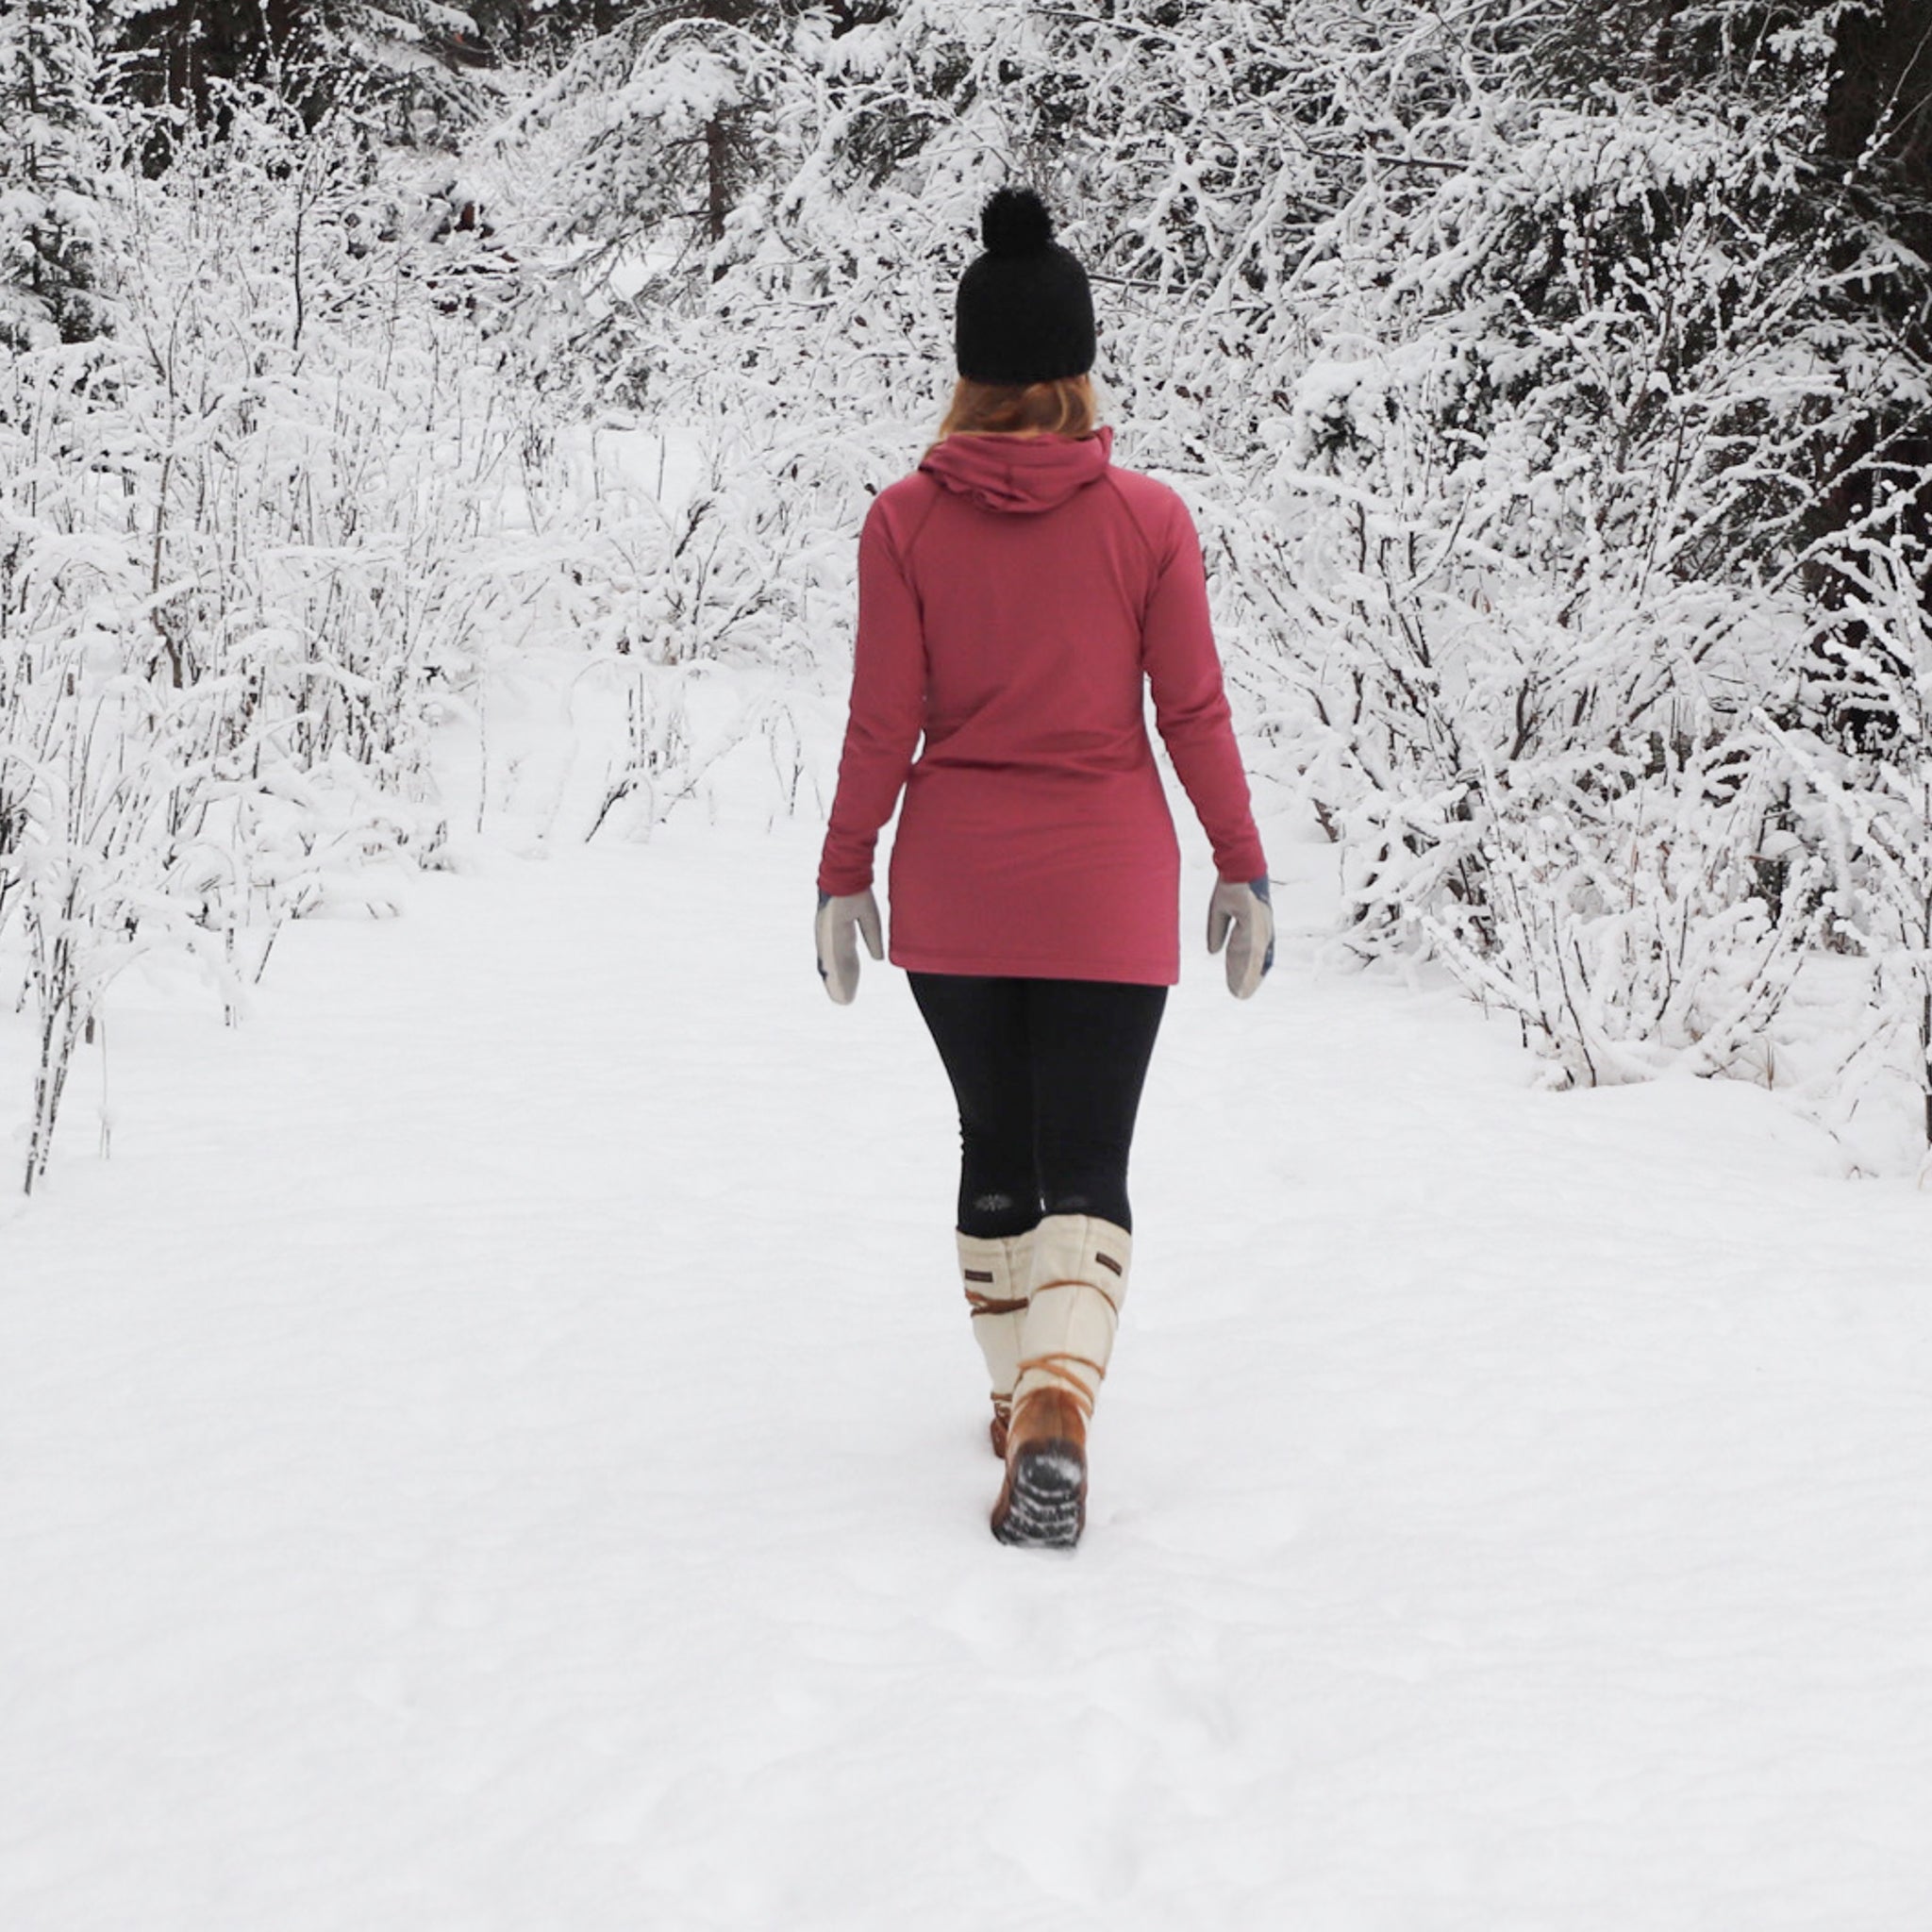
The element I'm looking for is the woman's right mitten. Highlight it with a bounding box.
[815,889,884,1005]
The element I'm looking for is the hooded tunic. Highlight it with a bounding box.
[817,425,1267,986]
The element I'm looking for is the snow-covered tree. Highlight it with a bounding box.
[107,0,505,142]
[0,0,106,349]
[11,0,1928,1174]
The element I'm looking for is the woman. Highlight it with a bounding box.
[814,186,1273,1550]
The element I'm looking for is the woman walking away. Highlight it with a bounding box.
[814,186,1274,1551]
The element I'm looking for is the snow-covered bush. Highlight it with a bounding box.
[1774,525,1932,1158]
[1199,61,1928,1129]
[474,0,1932,1156]
[1,95,572,1187]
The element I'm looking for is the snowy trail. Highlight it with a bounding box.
[4,822,1931,1931]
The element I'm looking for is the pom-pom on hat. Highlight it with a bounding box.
[954,186,1096,385]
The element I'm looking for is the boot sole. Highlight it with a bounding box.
[991,1440,1086,1549]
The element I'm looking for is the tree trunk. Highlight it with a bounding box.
[706,113,729,280]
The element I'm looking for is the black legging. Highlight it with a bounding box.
[907,974,1168,1239]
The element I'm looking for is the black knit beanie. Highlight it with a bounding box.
[954,186,1096,385]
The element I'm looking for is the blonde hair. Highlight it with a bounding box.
[934,374,1099,442]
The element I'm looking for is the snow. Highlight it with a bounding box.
[4,819,1931,1929]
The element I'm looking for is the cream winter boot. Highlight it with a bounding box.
[991,1213,1130,1549]
[957,1228,1036,1458]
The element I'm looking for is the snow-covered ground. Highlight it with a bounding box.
[4,816,1930,1930]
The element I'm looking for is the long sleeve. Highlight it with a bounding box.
[1141,494,1268,883]
[817,497,926,896]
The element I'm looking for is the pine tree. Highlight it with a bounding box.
[549,0,794,275]
[1816,0,1932,665]
[0,0,106,349]
[107,0,508,140]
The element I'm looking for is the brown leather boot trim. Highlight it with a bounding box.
[1014,1350,1106,1419]
[967,1291,1028,1316]
[1033,1274,1124,1314]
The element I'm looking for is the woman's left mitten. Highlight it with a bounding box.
[1206,876,1274,1000]
[815,889,884,1005]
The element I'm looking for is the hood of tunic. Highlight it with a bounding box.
[918,425,1113,515]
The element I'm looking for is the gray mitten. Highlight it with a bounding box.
[1207,876,1274,999]
[815,889,884,1005]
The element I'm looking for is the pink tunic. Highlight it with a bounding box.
[817,425,1267,985]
